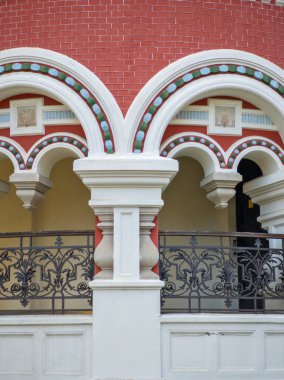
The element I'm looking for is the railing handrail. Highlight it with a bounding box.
[1,229,283,239]
[158,230,284,239]
[2,229,284,239]
[0,230,94,238]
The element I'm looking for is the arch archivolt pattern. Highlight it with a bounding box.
[0,48,124,154]
[161,132,226,167]
[126,50,284,154]
[161,133,284,174]
[0,63,113,152]
[226,137,284,172]
[0,137,25,170]
[1,48,284,166]
[27,133,88,171]
[0,133,88,172]
[131,64,284,152]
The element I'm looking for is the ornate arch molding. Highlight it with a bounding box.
[160,132,225,176]
[162,133,284,177]
[0,137,25,170]
[0,133,87,173]
[126,50,284,154]
[227,137,284,175]
[28,133,88,176]
[6,132,88,210]
[0,48,124,154]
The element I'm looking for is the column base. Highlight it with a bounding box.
[90,280,164,380]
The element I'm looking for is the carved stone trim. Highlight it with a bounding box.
[9,172,52,210]
[201,172,242,209]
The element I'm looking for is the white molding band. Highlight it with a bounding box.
[171,99,277,132]
[0,103,79,130]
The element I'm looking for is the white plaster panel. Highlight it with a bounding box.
[264,332,284,372]
[42,333,85,375]
[161,315,284,380]
[218,332,255,373]
[0,333,34,375]
[0,315,92,380]
[170,332,209,372]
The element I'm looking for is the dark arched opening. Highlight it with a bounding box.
[236,158,267,311]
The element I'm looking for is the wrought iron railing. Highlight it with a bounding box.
[159,231,284,313]
[0,230,94,314]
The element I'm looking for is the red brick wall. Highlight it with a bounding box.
[1,0,284,114]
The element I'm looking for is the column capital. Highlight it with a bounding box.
[9,172,52,210]
[74,155,178,209]
[244,170,284,229]
[200,171,242,209]
[244,170,284,204]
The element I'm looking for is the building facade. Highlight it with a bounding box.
[1,0,284,379]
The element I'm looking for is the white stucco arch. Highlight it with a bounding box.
[142,75,284,154]
[29,134,87,178]
[167,144,219,177]
[0,48,124,153]
[126,50,284,154]
[227,137,284,176]
[0,137,26,171]
[160,133,225,176]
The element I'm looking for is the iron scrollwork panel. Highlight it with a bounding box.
[159,234,284,313]
[0,232,94,313]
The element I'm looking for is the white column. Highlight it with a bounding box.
[74,155,178,380]
[244,170,284,237]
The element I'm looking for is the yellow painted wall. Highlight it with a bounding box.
[33,158,94,231]
[0,158,93,233]
[159,156,234,232]
[0,159,32,232]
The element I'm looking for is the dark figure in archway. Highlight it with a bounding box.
[236,159,268,311]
